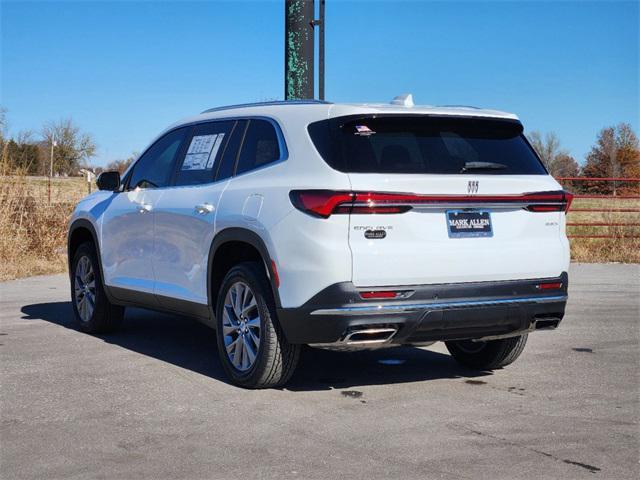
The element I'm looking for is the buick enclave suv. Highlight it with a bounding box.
[68,97,571,388]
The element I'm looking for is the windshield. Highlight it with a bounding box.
[307,115,547,175]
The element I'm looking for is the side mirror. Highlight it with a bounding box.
[96,171,121,191]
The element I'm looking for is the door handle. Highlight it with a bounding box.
[137,203,152,213]
[195,203,215,215]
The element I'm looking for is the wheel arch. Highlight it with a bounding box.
[68,219,100,274]
[208,228,281,315]
[67,218,121,305]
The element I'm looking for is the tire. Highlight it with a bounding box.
[70,241,124,333]
[445,334,528,370]
[215,261,300,389]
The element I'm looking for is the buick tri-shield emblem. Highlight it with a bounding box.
[467,180,479,194]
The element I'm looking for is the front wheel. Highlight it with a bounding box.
[445,334,528,370]
[70,241,124,333]
[215,262,300,389]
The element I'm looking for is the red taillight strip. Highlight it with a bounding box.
[360,291,399,299]
[359,290,414,300]
[536,282,563,290]
[289,190,354,218]
[290,190,573,217]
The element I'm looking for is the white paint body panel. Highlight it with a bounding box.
[347,174,569,286]
[100,188,160,293]
[152,181,228,305]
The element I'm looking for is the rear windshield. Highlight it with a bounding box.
[307,115,547,175]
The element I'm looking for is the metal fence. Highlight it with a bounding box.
[556,177,640,239]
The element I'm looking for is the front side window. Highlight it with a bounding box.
[128,127,189,189]
[235,119,281,175]
[174,121,234,186]
[308,116,547,175]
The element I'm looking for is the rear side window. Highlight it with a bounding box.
[128,127,189,189]
[308,116,546,175]
[216,120,247,181]
[235,119,282,175]
[174,121,234,186]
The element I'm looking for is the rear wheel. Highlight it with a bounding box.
[445,334,528,370]
[70,242,124,333]
[215,262,300,389]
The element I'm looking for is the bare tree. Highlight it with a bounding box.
[0,106,7,142]
[0,107,8,175]
[104,151,138,175]
[527,131,567,175]
[41,118,96,176]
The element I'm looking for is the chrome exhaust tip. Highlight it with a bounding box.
[342,327,398,345]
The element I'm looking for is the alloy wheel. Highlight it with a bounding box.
[74,256,96,323]
[222,281,261,371]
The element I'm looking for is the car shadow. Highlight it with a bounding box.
[20,302,491,391]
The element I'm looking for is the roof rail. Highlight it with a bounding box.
[201,99,331,114]
[438,104,482,110]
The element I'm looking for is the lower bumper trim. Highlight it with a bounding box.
[310,295,568,317]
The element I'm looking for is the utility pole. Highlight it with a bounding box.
[285,0,315,100]
[48,139,57,204]
[317,0,325,100]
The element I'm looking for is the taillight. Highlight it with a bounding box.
[524,191,573,213]
[289,190,354,218]
[564,191,574,213]
[290,190,575,217]
[289,190,412,217]
[352,193,413,214]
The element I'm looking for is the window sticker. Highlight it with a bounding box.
[182,134,224,170]
[205,134,225,169]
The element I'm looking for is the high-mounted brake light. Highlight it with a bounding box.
[289,190,575,217]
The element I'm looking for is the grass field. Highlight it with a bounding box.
[0,176,638,281]
[568,196,640,263]
[0,176,90,281]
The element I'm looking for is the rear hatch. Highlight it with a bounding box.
[304,114,571,287]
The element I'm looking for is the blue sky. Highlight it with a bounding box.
[1,0,638,166]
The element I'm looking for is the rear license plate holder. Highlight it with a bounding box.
[446,210,493,238]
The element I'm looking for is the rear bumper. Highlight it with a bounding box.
[277,273,568,345]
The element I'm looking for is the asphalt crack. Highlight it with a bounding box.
[456,425,601,474]
[573,347,594,353]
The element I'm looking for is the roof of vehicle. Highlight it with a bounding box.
[195,99,518,120]
[167,97,519,134]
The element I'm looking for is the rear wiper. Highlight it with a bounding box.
[460,161,507,173]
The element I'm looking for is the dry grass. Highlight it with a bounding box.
[568,197,640,263]
[0,176,638,282]
[0,176,87,281]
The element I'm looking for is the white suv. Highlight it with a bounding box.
[68,98,571,388]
